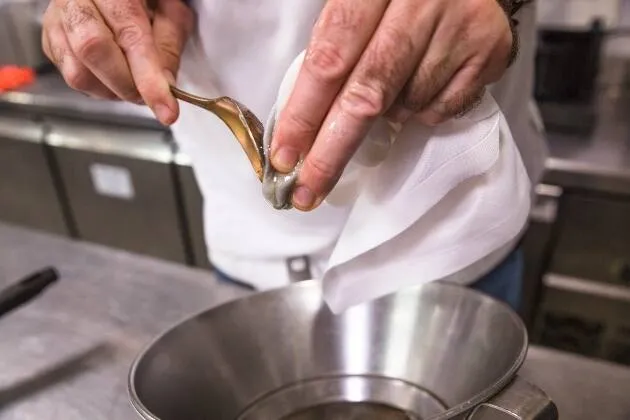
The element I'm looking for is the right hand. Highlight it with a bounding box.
[41,0,194,125]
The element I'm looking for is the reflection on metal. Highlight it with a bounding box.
[544,273,630,303]
[46,118,173,164]
[130,281,555,420]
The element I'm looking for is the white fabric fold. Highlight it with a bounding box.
[266,50,532,313]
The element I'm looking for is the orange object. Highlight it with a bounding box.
[0,66,36,93]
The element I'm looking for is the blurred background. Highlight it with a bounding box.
[0,0,629,366]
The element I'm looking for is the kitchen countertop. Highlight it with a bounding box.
[0,73,165,131]
[0,222,629,419]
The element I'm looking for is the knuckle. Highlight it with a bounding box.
[51,46,66,66]
[283,110,319,140]
[73,32,109,62]
[307,155,340,188]
[157,39,181,66]
[402,60,451,112]
[376,26,414,58]
[341,79,387,119]
[115,24,147,50]
[304,41,349,85]
[63,64,91,91]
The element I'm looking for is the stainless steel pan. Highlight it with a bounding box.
[129,281,557,419]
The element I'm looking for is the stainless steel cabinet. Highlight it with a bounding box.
[550,193,630,285]
[532,189,630,365]
[46,119,190,263]
[174,151,211,269]
[520,184,562,328]
[0,115,69,235]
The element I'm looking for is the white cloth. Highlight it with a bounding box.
[171,0,545,296]
[269,51,531,312]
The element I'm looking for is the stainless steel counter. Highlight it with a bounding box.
[0,222,629,419]
[0,73,164,130]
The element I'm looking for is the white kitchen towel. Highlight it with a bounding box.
[268,51,532,313]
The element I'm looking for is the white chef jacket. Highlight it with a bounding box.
[171,1,547,290]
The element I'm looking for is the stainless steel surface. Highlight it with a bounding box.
[520,346,630,420]
[0,0,48,68]
[550,192,630,285]
[545,273,630,302]
[173,151,211,269]
[129,280,554,420]
[0,73,163,130]
[533,272,630,364]
[0,222,248,420]
[46,119,190,263]
[468,377,557,420]
[543,91,630,196]
[0,222,626,419]
[0,115,69,235]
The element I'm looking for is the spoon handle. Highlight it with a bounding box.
[170,86,213,110]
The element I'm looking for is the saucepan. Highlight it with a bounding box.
[128,281,558,419]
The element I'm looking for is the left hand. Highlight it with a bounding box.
[270,0,514,211]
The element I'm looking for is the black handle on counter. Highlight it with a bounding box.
[0,267,59,319]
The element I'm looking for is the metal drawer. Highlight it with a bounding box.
[0,115,69,235]
[46,119,190,263]
[550,192,630,285]
[174,151,211,269]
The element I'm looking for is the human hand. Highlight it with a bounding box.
[271,0,515,211]
[41,0,194,125]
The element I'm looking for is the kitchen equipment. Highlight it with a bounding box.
[0,114,70,235]
[171,86,265,181]
[0,266,58,318]
[129,281,557,420]
[531,189,630,365]
[534,21,605,134]
[0,0,50,70]
[45,118,191,264]
[173,148,211,269]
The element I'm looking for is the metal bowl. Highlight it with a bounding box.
[129,281,557,419]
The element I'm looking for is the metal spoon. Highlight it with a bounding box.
[170,86,266,181]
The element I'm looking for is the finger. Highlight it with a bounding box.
[57,0,140,101]
[44,6,117,99]
[152,0,194,81]
[386,6,473,122]
[293,0,439,211]
[269,0,390,174]
[414,64,485,126]
[92,0,179,124]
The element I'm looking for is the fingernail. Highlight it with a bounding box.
[272,147,300,173]
[390,108,413,124]
[293,186,316,210]
[155,103,174,125]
